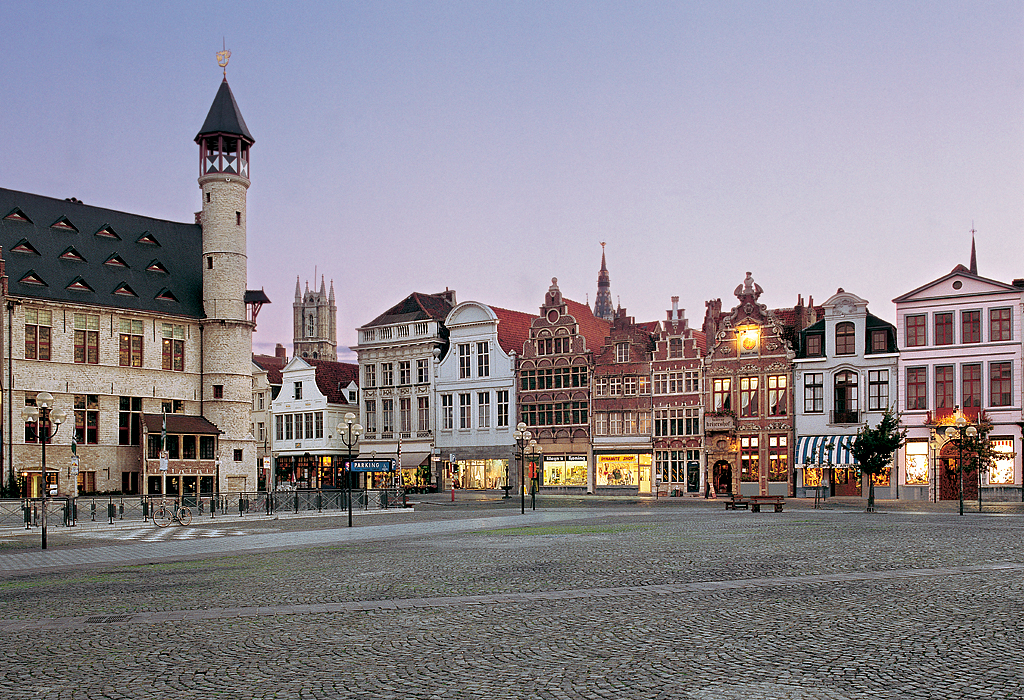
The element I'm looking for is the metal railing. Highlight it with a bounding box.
[0,488,404,531]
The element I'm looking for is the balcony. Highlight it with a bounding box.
[830,410,860,425]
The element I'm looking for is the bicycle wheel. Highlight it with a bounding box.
[177,506,192,526]
[153,505,172,528]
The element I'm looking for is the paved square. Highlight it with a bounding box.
[0,499,1021,699]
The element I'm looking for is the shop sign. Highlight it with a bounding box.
[705,415,735,431]
[350,459,394,472]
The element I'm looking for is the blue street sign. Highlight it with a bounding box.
[349,459,395,472]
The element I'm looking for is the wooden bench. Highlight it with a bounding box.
[749,495,784,512]
[724,496,749,510]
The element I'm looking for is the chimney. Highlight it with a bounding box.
[672,296,680,320]
[275,343,287,359]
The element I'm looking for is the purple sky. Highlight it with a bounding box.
[4,2,1023,359]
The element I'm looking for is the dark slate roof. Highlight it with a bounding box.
[196,79,254,143]
[361,291,456,328]
[1,188,203,317]
[307,359,359,404]
[142,413,221,435]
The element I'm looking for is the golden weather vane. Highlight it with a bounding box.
[216,38,231,78]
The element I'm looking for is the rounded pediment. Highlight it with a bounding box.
[446,301,497,327]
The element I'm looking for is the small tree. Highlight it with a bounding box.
[852,407,906,512]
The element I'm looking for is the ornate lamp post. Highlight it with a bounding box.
[338,412,363,528]
[22,392,67,550]
[943,408,977,517]
[513,422,532,515]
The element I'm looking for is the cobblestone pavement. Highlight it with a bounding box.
[0,498,1021,699]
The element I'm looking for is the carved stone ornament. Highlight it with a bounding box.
[764,342,779,351]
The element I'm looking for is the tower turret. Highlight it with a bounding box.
[195,72,257,491]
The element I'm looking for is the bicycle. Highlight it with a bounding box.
[152,502,192,527]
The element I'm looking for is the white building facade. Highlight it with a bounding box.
[894,264,1022,502]
[434,301,532,492]
[793,290,899,498]
[353,291,456,490]
[270,357,359,490]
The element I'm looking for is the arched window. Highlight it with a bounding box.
[835,322,855,355]
[307,314,315,337]
[833,371,858,423]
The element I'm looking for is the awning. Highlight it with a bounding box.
[796,435,858,467]
[355,450,431,469]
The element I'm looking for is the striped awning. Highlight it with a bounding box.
[796,435,858,467]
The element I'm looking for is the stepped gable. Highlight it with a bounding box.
[0,187,202,316]
[307,359,359,404]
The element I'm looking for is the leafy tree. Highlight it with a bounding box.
[852,407,906,512]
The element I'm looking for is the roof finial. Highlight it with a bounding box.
[969,223,978,275]
[217,39,231,79]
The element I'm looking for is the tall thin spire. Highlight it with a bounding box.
[593,242,614,321]
[969,225,978,275]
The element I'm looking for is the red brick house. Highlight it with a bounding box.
[591,307,658,494]
[702,273,819,497]
[517,278,610,492]
[652,297,707,496]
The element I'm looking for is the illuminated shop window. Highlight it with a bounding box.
[905,441,928,485]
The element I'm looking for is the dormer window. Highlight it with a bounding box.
[95,225,120,239]
[805,334,822,357]
[870,329,888,353]
[50,216,78,232]
[105,254,129,268]
[835,322,855,355]
[4,208,32,223]
[60,247,86,262]
[12,239,40,255]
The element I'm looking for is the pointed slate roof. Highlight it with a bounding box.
[195,79,254,143]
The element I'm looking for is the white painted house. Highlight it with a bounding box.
[893,257,1022,502]
[434,301,533,491]
[793,289,899,498]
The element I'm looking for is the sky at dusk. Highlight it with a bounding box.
[4,1,1023,359]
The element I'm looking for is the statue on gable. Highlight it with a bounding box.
[734,272,763,302]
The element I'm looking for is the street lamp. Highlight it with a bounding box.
[338,412,362,528]
[943,408,977,517]
[513,422,531,515]
[21,392,67,550]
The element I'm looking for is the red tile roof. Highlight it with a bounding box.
[692,330,707,354]
[307,359,359,404]
[491,305,535,356]
[253,354,284,386]
[142,413,221,435]
[565,298,612,351]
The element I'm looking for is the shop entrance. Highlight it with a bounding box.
[832,467,862,497]
[939,445,978,501]
[712,460,732,495]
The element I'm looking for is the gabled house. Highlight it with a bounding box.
[793,289,898,498]
[435,301,533,491]
[893,249,1022,502]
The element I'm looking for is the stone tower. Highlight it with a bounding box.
[593,242,614,321]
[195,77,257,491]
[293,275,338,360]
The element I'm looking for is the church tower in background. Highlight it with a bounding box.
[593,242,614,321]
[293,275,337,360]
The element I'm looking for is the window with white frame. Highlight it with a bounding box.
[477,342,490,377]
[497,390,509,427]
[442,395,453,430]
[477,392,491,428]
[616,343,630,363]
[459,344,472,378]
[459,393,471,429]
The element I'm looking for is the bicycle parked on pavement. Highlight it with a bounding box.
[152,502,192,527]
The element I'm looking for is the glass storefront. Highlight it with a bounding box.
[452,459,508,489]
[543,455,587,486]
[905,441,928,485]
[596,454,652,491]
[990,439,1014,484]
